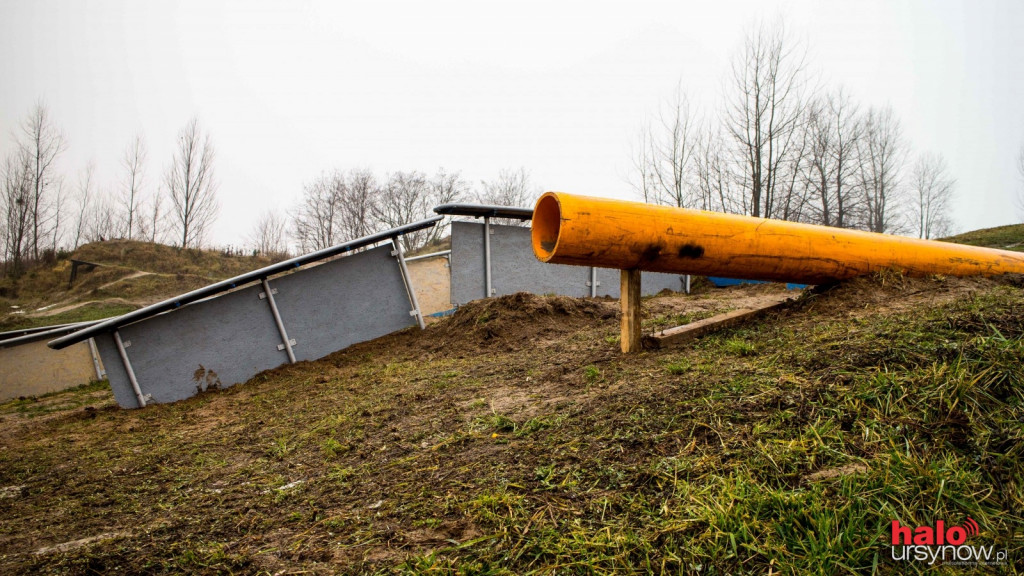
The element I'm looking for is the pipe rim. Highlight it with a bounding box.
[532,193,562,262]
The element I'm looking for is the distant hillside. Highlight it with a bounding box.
[0,241,282,331]
[941,223,1024,251]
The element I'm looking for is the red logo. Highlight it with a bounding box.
[890,518,978,546]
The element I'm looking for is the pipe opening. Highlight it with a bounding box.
[532,193,561,262]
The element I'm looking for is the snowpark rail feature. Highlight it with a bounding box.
[530,192,1024,351]
[48,217,441,408]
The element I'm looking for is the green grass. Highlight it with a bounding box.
[0,280,1021,574]
[942,223,1024,251]
[0,301,138,331]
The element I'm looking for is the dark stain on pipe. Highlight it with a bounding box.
[678,243,705,259]
[639,244,663,263]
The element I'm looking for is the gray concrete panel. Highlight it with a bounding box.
[94,244,415,408]
[270,245,415,362]
[451,221,684,304]
[94,333,138,409]
[593,268,683,297]
[110,283,287,406]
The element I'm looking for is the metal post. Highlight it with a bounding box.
[392,238,426,330]
[87,337,105,380]
[261,278,296,364]
[685,274,691,294]
[483,216,493,298]
[114,329,147,408]
[589,267,598,297]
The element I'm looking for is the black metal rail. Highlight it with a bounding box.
[49,216,443,349]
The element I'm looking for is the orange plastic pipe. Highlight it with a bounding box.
[531,192,1024,285]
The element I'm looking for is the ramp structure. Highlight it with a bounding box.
[531,192,1024,352]
[532,192,1024,283]
[0,321,105,401]
[436,203,687,306]
[49,218,440,408]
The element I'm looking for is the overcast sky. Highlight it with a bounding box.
[2,0,1023,247]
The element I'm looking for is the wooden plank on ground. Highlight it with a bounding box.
[644,295,794,349]
[620,268,642,353]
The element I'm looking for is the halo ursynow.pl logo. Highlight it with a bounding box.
[889,517,1007,566]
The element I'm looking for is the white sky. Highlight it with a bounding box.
[2,0,1023,247]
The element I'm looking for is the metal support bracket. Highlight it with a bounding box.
[261,278,297,364]
[483,216,493,298]
[114,329,147,408]
[391,239,426,330]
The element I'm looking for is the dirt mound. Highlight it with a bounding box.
[799,272,1015,317]
[426,292,617,352]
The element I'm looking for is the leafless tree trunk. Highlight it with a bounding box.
[2,149,34,276]
[20,103,67,259]
[477,167,539,208]
[166,118,218,248]
[724,20,809,220]
[424,168,468,244]
[693,126,739,213]
[339,169,378,241]
[85,191,119,244]
[638,87,696,208]
[374,171,435,251]
[247,209,289,258]
[859,106,905,233]
[120,135,146,239]
[71,164,94,250]
[630,125,656,204]
[477,167,541,227]
[292,171,345,252]
[803,88,864,228]
[910,153,955,239]
[148,190,165,243]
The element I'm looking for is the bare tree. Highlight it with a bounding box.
[630,125,655,204]
[19,103,67,259]
[724,21,807,219]
[292,171,345,252]
[165,117,218,248]
[724,20,809,220]
[147,190,166,243]
[803,88,864,228]
[374,171,435,251]
[693,125,739,213]
[910,153,955,239]
[84,191,119,244]
[424,168,468,244]
[71,164,95,250]
[1,149,34,276]
[339,169,377,241]
[119,135,146,239]
[247,209,289,258]
[859,106,906,233]
[477,167,539,208]
[639,87,697,208]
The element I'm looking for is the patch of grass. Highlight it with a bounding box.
[0,301,138,331]
[942,223,1024,251]
[665,359,692,374]
[1,279,1022,574]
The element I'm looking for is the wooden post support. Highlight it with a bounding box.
[620,268,642,353]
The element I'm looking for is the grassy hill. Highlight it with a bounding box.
[0,241,280,332]
[941,223,1024,251]
[1,273,1021,574]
